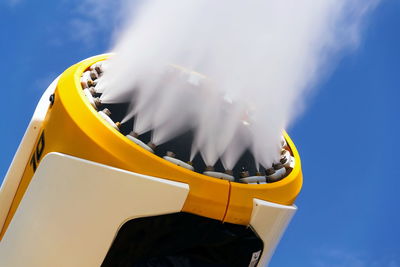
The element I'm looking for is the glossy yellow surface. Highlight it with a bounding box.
[1,54,302,238]
[224,132,303,224]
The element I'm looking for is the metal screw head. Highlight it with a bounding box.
[225,169,233,176]
[88,87,96,95]
[87,79,95,87]
[205,166,214,172]
[265,168,276,176]
[102,108,111,117]
[280,156,288,164]
[240,170,250,178]
[95,66,102,75]
[90,70,98,80]
[147,142,157,151]
[129,131,139,138]
[273,163,284,170]
[94,97,102,108]
[166,151,176,158]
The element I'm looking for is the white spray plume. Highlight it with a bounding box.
[99,0,378,169]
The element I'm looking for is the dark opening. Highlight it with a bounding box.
[101,101,266,179]
[102,212,263,267]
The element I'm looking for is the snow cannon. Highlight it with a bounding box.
[0,54,302,267]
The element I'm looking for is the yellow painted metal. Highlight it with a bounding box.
[223,132,303,225]
[0,54,302,239]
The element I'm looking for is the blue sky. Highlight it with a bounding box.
[1,0,399,266]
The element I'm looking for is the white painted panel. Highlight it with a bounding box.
[0,153,189,267]
[0,77,59,231]
[250,199,297,267]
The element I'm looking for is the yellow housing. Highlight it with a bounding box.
[0,54,302,238]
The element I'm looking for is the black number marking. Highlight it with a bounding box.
[30,153,37,172]
[30,131,45,172]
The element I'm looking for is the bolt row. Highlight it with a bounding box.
[80,61,295,183]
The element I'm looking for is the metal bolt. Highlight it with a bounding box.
[87,79,95,87]
[166,151,176,158]
[95,66,102,75]
[94,97,102,108]
[129,131,139,138]
[280,156,288,165]
[273,163,284,170]
[102,108,111,117]
[147,142,157,151]
[205,166,214,172]
[240,170,250,178]
[225,169,233,176]
[90,70,98,80]
[265,168,275,176]
[88,87,96,95]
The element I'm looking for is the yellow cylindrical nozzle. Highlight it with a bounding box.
[1,54,302,238]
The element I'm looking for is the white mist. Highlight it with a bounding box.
[98,0,378,169]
